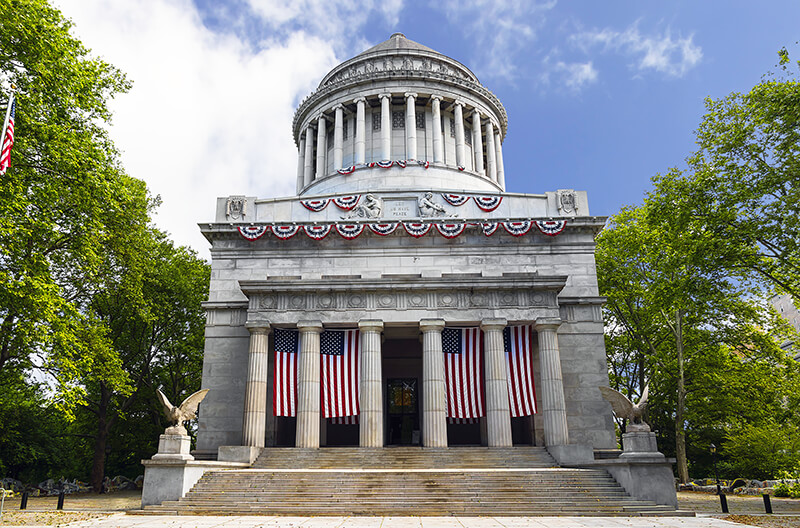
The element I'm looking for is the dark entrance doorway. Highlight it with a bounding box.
[386,378,419,445]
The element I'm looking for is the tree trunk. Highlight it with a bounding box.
[90,384,112,493]
[674,309,690,483]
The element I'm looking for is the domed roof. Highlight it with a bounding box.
[359,32,439,55]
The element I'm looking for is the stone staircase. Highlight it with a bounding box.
[141,447,687,516]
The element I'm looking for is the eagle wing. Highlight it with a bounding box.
[638,384,649,407]
[178,389,210,420]
[156,389,175,419]
[598,386,634,419]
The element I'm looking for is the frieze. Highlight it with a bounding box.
[323,56,471,88]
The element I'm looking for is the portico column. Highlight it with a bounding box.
[420,319,447,447]
[333,104,344,169]
[494,130,505,188]
[296,320,323,448]
[354,97,366,164]
[303,126,314,187]
[379,93,391,161]
[295,136,305,194]
[404,92,418,160]
[431,95,444,164]
[359,320,384,447]
[485,120,497,182]
[481,318,512,447]
[535,318,569,446]
[454,101,466,169]
[315,115,327,180]
[472,110,484,174]
[242,323,271,447]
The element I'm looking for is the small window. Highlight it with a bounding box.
[372,113,381,131]
[416,111,425,130]
[392,111,405,129]
[449,118,455,138]
[343,119,349,140]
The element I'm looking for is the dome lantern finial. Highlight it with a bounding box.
[391,32,406,39]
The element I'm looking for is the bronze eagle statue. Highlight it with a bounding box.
[156,388,209,436]
[598,385,650,432]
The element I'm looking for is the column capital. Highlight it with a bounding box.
[535,317,562,331]
[297,320,324,333]
[353,96,366,104]
[453,99,465,107]
[378,92,392,100]
[430,94,443,103]
[480,318,507,332]
[333,103,344,111]
[358,319,384,332]
[245,322,271,334]
[316,113,328,123]
[472,108,482,117]
[420,319,445,333]
[404,92,418,100]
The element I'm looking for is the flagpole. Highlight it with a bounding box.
[0,88,14,149]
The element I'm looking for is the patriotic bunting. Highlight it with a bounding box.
[441,193,470,206]
[369,222,398,236]
[336,223,365,240]
[333,195,360,210]
[304,224,332,240]
[396,160,407,168]
[535,220,568,236]
[300,199,330,212]
[481,222,499,236]
[273,329,299,417]
[271,225,300,239]
[376,160,394,168]
[320,329,360,420]
[504,325,537,417]
[403,222,431,238]
[458,166,465,171]
[436,222,467,239]
[237,226,269,241]
[337,166,356,175]
[417,160,430,169]
[474,196,502,212]
[502,221,533,237]
[442,327,485,420]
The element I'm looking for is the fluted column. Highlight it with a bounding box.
[481,319,512,447]
[333,104,344,170]
[315,115,327,180]
[431,95,444,164]
[242,324,271,447]
[379,93,391,161]
[420,319,447,447]
[485,121,497,182]
[472,110,484,174]
[296,135,306,194]
[296,320,323,448]
[354,97,366,164]
[359,320,384,447]
[303,126,314,187]
[405,92,417,160]
[495,130,505,188]
[454,101,466,169]
[535,318,569,446]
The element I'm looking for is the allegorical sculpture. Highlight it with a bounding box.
[598,385,650,432]
[157,388,210,436]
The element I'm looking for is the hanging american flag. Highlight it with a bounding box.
[320,329,360,420]
[0,94,15,177]
[504,325,537,417]
[442,327,485,420]
[273,328,299,417]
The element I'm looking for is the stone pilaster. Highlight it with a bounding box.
[485,120,497,182]
[315,115,327,180]
[359,319,384,447]
[296,135,305,194]
[303,126,314,187]
[494,130,505,188]
[404,93,418,160]
[242,324,271,447]
[454,101,465,169]
[379,93,391,161]
[431,95,444,164]
[333,104,344,169]
[472,110,484,174]
[481,318,512,447]
[296,320,323,448]
[420,319,447,447]
[535,318,569,446]
[354,97,366,164]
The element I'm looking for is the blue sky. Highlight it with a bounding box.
[54,0,800,257]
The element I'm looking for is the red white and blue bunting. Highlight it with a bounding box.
[376,160,394,169]
[333,195,360,210]
[435,222,467,239]
[481,222,499,237]
[337,160,429,175]
[502,221,533,237]
[337,166,356,175]
[300,199,330,212]
[535,220,567,236]
[304,224,332,240]
[237,226,269,240]
[271,225,301,240]
[403,222,432,238]
[474,196,502,212]
[442,193,470,206]
[336,223,365,240]
[396,160,407,168]
[369,223,398,236]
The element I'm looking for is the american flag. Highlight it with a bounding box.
[273,328,299,417]
[0,95,15,177]
[320,329,359,420]
[504,325,537,417]
[442,327,485,420]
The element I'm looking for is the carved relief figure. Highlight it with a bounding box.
[226,196,246,219]
[418,192,454,218]
[343,193,382,219]
[557,189,577,215]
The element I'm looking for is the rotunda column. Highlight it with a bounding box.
[379,93,392,161]
[472,110,484,175]
[315,114,327,180]
[359,320,384,447]
[333,104,344,169]
[354,97,366,165]
[296,320,323,448]
[420,319,447,447]
[454,100,466,169]
[303,125,314,187]
[296,134,306,194]
[535,318,569,446]
[430,95,444,164]
[481,318,513,447]
[242,323,271,447]
[485,120,497,182]
[494,130,506,188]
[405,92,418,160]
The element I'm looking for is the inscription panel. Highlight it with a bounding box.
[384,199,417,219]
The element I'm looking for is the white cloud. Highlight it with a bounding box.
[554,61,598,90]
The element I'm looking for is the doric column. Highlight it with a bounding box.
[242,324,271,447]
[296,320,323,448]
[481,318,512,447]
[535,318,569,446]
[359,320,384,447]
[333,104,344,170]
[485,121,497,182]
[296,135,305,194]
[354,97,366,164]
[420,319,447,447]
[471,110,484,174]
[303,125,314,187]
[494,130,505,189]
[315,114,327,180]
[379,93,391,161]
[431,95,444,164]
[454,100,466,169]
[404,92,417,160]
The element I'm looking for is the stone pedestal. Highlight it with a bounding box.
[621,431,661,457]
[151,434,193,461]
[141,459,249,507]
